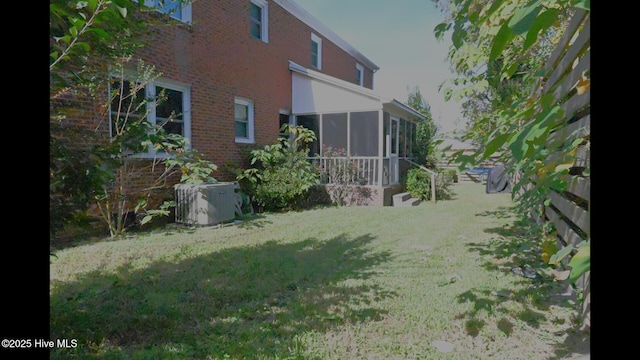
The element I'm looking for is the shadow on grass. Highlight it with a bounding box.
[456,213,589,358]
[50,233,395,359]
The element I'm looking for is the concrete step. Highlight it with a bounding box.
[392,192,412,203]
[393,192,421,207]
[394,197,421,207]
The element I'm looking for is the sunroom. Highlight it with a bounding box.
[288,61,425,205]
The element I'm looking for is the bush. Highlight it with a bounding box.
[238,126,321,212]
[405,167,456,201]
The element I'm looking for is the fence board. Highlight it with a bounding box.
[566,175,590,202]
[546,190,589,236]
[561,87,590,119]
[544,206,585,248]
[548,115,590,145]
[550,49,590,103]
[544,11,589,87]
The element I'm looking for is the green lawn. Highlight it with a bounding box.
[50,183,589,359]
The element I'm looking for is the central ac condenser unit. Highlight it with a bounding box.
[174,182,236,226]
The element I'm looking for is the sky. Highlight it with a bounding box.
[292,0,466,137]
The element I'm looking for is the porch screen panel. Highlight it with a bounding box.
[383,112,390,156]
[321,113,347,155]
[410,122,416,158]
[349,111,378,156]
[399,118,406,157]
[296,114,320,157]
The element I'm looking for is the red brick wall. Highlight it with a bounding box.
[133,0,376,177]
[53,0,378,210]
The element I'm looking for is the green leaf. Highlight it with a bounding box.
[140,215,153,225]
[572,0,590,10]
[483,0,508,21]
[452,22,467,49]
[114,4,128,18]
[523,8,560,51]
[75,41,91,52]
[508,1,543,35]
[87,27,110,39]
[489,22,516,63]
[568,245,590,282]
[434,22,450,41]
[548,245,573,265]
[483,132,511,159]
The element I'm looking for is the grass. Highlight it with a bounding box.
[50,183,589,359]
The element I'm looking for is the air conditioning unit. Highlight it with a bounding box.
[174,182,236,226]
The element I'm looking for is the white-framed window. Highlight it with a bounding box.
[311,33,322,70]
[143,0,193,23]
[250,0,269,43]
[356,63,364,86]
[235,97,255,143]
[109,76,191,158]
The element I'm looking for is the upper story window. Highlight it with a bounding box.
[250,0,269,43]
[144,0,192,23]
[311,33,322,70]
[356,63,364,86]
[235,97,255,144]
[109,77,191,157]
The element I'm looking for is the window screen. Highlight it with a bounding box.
[349,111,378,156]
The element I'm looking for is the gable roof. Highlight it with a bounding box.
[274,0,380,72]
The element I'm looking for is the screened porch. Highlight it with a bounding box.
[295,109,418,186]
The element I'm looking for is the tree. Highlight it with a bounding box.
[406,86,440,167]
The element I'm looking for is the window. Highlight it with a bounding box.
[356,63,364,86]
[279,110,290,139]
[250,0,269,43]
[311,33,322,70]
[296,114,319,156]
[109,77,191,157]
[235,97,255,143]
[144,0,192,23]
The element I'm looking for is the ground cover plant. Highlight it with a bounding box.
[50,183,589,359]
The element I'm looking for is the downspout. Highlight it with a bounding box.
[404,158,437,203]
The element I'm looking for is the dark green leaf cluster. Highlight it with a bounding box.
[237,125,322,212]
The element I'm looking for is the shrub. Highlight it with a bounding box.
[405,168,456,201]
[238,125,321,212]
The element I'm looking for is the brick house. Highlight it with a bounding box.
[56,0,425,209]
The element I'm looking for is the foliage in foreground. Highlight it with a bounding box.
[50,0,217,239]
[432,0,590,306]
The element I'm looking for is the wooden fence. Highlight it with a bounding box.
[527,9,590,330]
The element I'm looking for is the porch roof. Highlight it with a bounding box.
[289,61,426,121]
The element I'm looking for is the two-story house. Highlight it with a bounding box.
[57,0,425,208]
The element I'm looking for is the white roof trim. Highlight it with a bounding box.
[389,99,426,120]
[275,0,379,71]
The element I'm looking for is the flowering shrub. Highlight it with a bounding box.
[319,145,370,206]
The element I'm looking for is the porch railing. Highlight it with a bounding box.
[310,156,381,186]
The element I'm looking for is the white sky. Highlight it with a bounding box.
[292,0,466,137]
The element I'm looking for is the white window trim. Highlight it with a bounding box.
[235,97,255,144]
[251,0,269,43]
[356,63,364,86]
[311,33,322,70]
[142,0,193,24]
[109,74,192,159]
